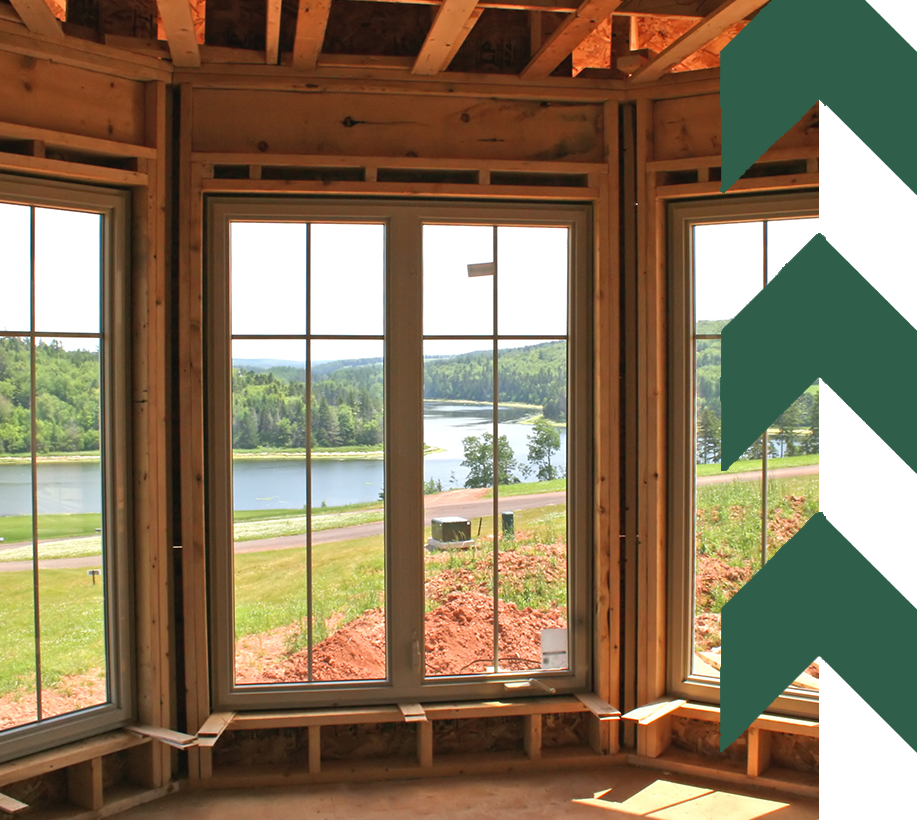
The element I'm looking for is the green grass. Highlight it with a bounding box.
[0,568,106,697]
[0,537,103,563]
[484,478,566,498]
[234,508,386,542]
[696,453,819,477]
[0,513,102,545]
[233,500,382,523]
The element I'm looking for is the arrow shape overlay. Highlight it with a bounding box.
[719,0,917,194]
[720,513,917,750]
[720,233,917,471]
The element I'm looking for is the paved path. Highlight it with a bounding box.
[0,464,819,571]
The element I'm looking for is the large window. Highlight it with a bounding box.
[668,193,820,717]
[0,176,131,763]
[207,200,592,708]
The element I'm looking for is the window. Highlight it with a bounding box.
[668,193,820,717]
[0,176,131,763]
[207,199,592,708]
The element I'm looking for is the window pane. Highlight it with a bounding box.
[310,224,384,336]
[497,226,567,336]
[230,222,308,336]
[694,221,762,333]
[0,204,31,332]
[767,217,821,281]
[423,225,494,337]
[34,208,101,335]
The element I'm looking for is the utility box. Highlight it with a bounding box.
[428,516,473,550]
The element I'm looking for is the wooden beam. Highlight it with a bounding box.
[630,0,765,83]
[0,793,28,815]
[292,0,332,70]
[156,0,201,68]
[67,758,103,811]
[8,0,62,39]
[265,0,282,65]
[521,0,622,80]
[412,0,482,75]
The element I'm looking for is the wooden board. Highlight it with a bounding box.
[192,89,604,161]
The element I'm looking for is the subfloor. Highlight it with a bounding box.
[119,764,818,820]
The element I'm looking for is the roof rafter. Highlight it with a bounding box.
[629,0,766,82]
[266,0,282,64]
[412,0,483,75]
[292,0,333,70]
[8,0,63,39]
[156,0,201,67]
[520,0,623,80]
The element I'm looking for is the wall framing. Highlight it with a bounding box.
[0,19,819,814]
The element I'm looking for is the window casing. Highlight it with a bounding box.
[207,198,593,710]
[667,192,819,719]
[0,175,132,764]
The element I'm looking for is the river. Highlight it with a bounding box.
[0,403,567,516]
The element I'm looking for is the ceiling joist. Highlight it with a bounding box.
[265,0,282,64]
[520,0,622,80]
[8,0,63,39]
[156,0,201,67]
[292,0,333,70]
[630,0,765,82]
[412,0,482,75]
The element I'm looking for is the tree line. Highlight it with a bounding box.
[0,337,100,454]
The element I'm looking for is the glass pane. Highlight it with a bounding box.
[310,340,385,682]
[230,222,308,336]
[34,208,101,335]
[231,339,309,685]
[35,337,106,719]
[694,221,762,334]
[497,340,568,673]
[310,223,384,336]
[766,217,821,281]
[0,337,38,729]
[423,225,494,337]
[0,203,31,332]
[424,340,496,677]
[497,226,567,336]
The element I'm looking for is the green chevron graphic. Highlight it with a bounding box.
[720,234,917,471]
[720,0,917,194]
[720,514,917,749]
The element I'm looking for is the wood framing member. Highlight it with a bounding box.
[0,793,28,815]
[291,0,333,69]
[156,0,201,67]
[265,0,282,64]
[521,0,623,80]
[412,0,481,75]
[399,703,428,722]
[67,758,103,811]
[630,0,767,83]
[7,0,61,39]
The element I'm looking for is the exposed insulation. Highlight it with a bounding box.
[321,722,417,761]
[212,728,311,769]
[102,750,129,791]
[632,14,747,72]
[541,711,589,748]
[448,8,531,75]
[770,731,819,774]
[432,716,523,755]
[0,770,68,813]
[205,0,263,49]
[322,1,431,57]
[671,716,747,763]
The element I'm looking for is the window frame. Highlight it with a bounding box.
[667,191,819,719]
[206,197,593,711]
[0,174,133,764]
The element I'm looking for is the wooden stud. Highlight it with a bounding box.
[8,0,62,39]
[523,714,542,760]
[291,0,332,70]
[412,0,482,75]
[630,0,767,83]
[308,725,322,774]
[265,0,282,65]
[156,0,201,68]
[417,721,434,768]
[66,757,103,811]
[636,716,672,758]
[747,726,772,777]
[521,0,623,80]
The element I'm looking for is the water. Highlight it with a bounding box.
[0,403,567,515]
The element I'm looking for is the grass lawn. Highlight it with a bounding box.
[485,478,566,498]
[0,513,102,545]
[696,453,818,477]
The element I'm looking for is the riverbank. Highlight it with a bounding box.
[0,453,100,465]
[232,444,443,461]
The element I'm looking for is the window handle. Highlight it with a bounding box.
[412,630,421,671]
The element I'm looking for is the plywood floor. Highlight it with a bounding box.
[119,764,818,820]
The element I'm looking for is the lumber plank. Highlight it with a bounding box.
[521,0,623,80]
[67,757,103,811]
[127,725,199,749]
[0,151,148,185]
[417,722,434,768]
[747,726,772,777]
[630,0,767,83]
[198,711,236,739]
[156,0,201,67]
[308,726,322,774]
[265,0,282,64]
[0,120,155,159]
[576,692,621,720]
[622,697,681,723]
[636,717,672,758]
[291,0,332,70]
[8,0,61,39]
[399,703,428,722]
[0,793,28,814]
[523,714,542,760]
[412,0,482,75]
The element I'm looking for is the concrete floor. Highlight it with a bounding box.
[119,764,818,820]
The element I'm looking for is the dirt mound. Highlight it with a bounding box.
[0,670,106,731]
